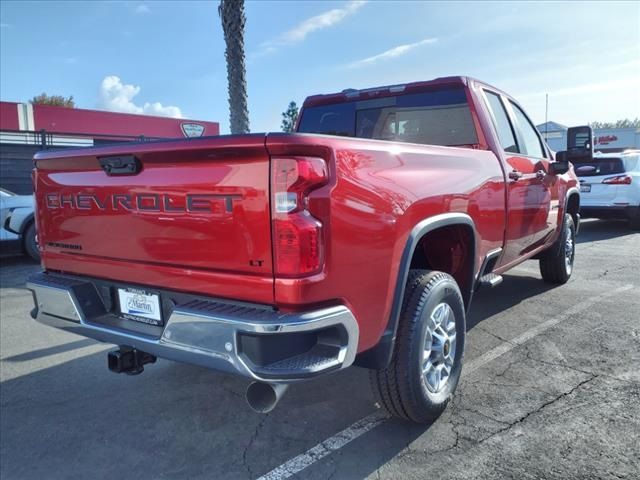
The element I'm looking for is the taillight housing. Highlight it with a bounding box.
[602,175,632,185]
[271,157,328,277]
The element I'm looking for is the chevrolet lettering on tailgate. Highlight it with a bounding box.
[44,192,242,214]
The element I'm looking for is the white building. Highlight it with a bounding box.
[537,121,640,153]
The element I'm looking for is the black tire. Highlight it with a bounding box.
[23,223,40,262]
[370,270,466,424]
[628,209,640,231]
[539,213,575,284]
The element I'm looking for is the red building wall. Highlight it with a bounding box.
[0,101,219,138]
[0,102,20,131]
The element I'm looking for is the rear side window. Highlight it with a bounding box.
[297,88,478,147]
[484,91,518,153]
[509,102,546,158]
[574,158,625,177]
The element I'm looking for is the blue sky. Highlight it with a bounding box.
[1,1,639,133]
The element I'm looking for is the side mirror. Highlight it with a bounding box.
[567,125,593,152]
[565,125,594,163]
[552,125,594,174]
[549,153,570,175]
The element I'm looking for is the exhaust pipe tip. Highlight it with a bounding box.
[246,381,289,413]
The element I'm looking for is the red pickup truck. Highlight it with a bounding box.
[27,76,590,423]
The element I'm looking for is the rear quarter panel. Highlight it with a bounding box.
[267,134,505,352]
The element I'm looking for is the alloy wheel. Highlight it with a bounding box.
[422,302,457,393]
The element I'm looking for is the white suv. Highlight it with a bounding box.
[0,188,39,260]
[576,150,640,230]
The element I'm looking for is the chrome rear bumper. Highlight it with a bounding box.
[27,272,359,382]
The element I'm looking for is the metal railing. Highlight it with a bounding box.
[0,129,167,149]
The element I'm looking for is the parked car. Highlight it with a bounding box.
[26,76,589,424]
[0,188,39,261]
[576,150,640,229]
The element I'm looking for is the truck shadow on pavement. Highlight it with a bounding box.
[0,349,379,479]
[3,339,96,362]
[0,255,39,288]
[467,274,555,331]
[1,263,572,480]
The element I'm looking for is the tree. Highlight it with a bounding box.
[281,101,299,132]
[30,93,75,108]
[218,0,250,134]
[589,118,640,129]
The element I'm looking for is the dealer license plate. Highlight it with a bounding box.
[117,288,162,326]
[580,184,591,193]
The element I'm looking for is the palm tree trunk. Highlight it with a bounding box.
[219,0,250,134]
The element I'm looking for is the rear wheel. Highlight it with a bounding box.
[23,223,40,262]
[539,213,575,284]
[370,270,466,424]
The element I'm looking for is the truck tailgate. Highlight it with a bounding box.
[34,135,274,303]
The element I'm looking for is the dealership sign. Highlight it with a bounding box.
[595,135,618,145]
[181,123,206,138]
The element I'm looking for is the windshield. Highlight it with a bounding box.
[298,88,478,147]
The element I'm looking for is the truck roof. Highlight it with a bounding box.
[302,76,496,108]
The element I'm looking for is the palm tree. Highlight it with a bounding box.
[219,0,250,134]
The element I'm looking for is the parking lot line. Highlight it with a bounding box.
[256,412,388,480]
[257,283,634,480]
[464,283,633,375]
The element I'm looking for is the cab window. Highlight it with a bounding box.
[484,91,518,153]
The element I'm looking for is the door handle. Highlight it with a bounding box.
[535,170,546,180]
[508,170,523,181]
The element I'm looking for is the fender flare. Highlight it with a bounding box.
[564,187,580,234]
[354,212,477,369]
[534,186,580,260]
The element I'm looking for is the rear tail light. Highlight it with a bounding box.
[602,175,632,185]
[271,157,328,277]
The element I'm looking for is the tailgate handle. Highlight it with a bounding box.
[99,155,141,176]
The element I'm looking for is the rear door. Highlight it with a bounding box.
[34,135,274,301]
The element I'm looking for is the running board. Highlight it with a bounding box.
[478,273,503,288]
[475,248,504,291]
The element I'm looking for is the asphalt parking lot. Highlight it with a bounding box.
[1,219,639,480]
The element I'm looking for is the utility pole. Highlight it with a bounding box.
[544,93,549,140]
